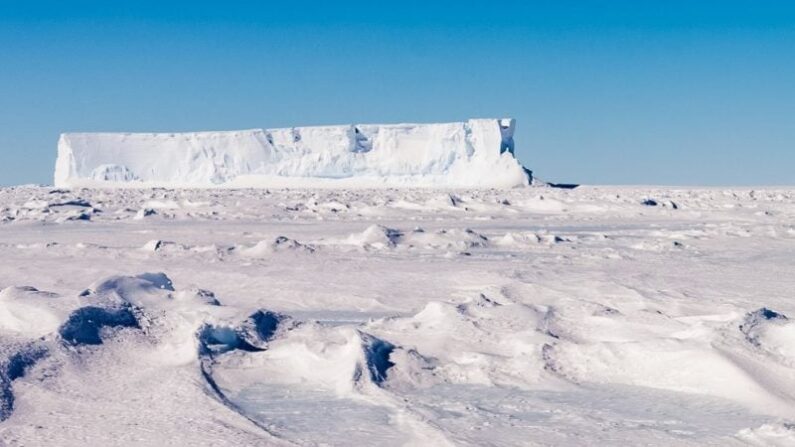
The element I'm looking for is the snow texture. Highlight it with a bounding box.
[0,185,794,446]
[55,119,529,188]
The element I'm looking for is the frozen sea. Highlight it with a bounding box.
[0,185,793,446]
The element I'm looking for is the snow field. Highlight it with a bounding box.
[0,185,793,445]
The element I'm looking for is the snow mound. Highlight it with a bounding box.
[0,273,286,444]
[141,239,180,252]
[342,225,490,253]
[345,225,403,249]
[54,119,530,188]
[81,272,175,301]
[238,236,315,257]
[405,227,489,250]
[737,423,795,446]
[0,286,69,337]
[213,323,398,395]
[369,296,553,388]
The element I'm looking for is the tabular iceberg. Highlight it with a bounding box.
[54,118,530,188]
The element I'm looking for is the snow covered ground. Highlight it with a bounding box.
[0,185,793,446]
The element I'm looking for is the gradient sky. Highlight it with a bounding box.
[1,1,794,186]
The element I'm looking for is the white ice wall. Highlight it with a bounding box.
[54,119,529,188]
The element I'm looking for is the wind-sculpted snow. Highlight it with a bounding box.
[1,185,795,445]
[54,119,530,188]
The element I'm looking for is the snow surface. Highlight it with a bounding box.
[0,185,794,446]
[54,119,529,188]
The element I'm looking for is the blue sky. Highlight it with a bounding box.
[1,1,793,186]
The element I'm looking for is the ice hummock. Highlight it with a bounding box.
[54,119,530,188]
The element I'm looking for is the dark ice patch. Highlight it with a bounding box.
[360,333,396,385]
[0,344,48,420]
[199,310,292,356]
[740,307,788,346]
[59,305,140,346]
[197,325,262,356]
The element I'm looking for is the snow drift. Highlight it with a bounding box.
[54,119,530,188]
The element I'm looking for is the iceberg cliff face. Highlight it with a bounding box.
[54,119,529,188]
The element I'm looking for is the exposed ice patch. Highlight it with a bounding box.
[58,305,140,346]
[0,343,48,421]
[237,310,292,350]
[736,308,795,364]
[359,332,395,385]
[641,198,679,209]
[740,307,788,347]
[198,310,292,356]
[197,325,262,355]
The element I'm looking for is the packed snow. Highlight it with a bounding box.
[54,119,529,188]
[0,185,794,446]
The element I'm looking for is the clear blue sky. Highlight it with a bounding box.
[1,1,794,186]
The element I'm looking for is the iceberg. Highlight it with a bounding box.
[54,119,530,188]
